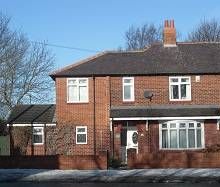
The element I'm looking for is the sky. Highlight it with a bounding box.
[1,0,220,70]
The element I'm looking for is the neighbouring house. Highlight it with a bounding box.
[6,20,220,169]
[7,104,56,155]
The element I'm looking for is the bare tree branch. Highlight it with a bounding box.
[124,23,162,51]
[188,18,220,42]
[0,13,54,118]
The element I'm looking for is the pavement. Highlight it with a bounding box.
[2,183,219,187]
[1,169,220,183]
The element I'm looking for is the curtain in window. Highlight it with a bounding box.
[188,129,195,148]
[68,85,78,101]
[197,129,202,147]
[170,130,177,148]
[179,129,187,148]
[79,86,87,101]
[171,85,179,99]
[161,121,203,149]
[162,130,168,148]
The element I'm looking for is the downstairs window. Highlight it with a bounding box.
[32,127,44,145]
[160,120,204,149]
[76,126,87,144]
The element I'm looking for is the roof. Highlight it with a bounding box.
[50,42,220,79]
[7,104,56,124]
[110,105,220,118]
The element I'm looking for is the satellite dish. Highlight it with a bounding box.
[144,90,154,101]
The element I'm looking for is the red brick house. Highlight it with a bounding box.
[7,20,220,169]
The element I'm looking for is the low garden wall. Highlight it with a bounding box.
[0,151,107,169]
[127,148,220,168]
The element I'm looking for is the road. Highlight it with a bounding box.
[1,183,220,187]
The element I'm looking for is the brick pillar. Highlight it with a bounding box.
[127,148,137,168]
[97,151,108,169]
[113,124,122,159]
[137,121,150,153]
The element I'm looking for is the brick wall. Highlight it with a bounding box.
[113,122,123,159]
[0,151,107,169]
[110,75,220,106]
[26,145,45,155]
[9,126,46,156]
[10,126,56,156]
[127,150,220,168]
[113,120,220,162]
[11,123,111,156]
[55,77,110,156]
[11,126,77,156]
[125,119,220,168]
[54,74,220,162]
[205,120,220,147]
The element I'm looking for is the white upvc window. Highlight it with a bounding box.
[169,76,191,101]
[76,126,87,144]
[123,77,134,102]
[32,127,44,145]
[67,78,88,103]
[159,120,204,150]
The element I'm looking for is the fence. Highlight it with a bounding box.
[0,135,10,156]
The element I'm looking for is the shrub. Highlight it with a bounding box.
[108,157,122,168]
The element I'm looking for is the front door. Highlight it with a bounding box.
[126,127,138,152]
[125,127,138,163]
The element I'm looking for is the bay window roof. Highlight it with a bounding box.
[110,105,220,118]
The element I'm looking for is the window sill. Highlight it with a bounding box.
[76,143,87,145]
[159,148,204,151]
[123,100,135,103]
[33,143,44,146]
[67,101,89,104]
[169,99,191,102]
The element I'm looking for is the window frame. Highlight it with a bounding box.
[159,120,205,150]
[32,126,44,145]
[169,76,191,101]
[122,77,135,102]
[76,126,87,145]
[67,78,89,103]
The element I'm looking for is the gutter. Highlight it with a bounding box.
[93,76,96,156]
[111,116,220,121]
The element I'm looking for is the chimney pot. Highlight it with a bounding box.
[165,20,169,27]
[171,20,174,28]
[163,19,176,47]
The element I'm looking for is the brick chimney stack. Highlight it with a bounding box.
[163,20,176,47]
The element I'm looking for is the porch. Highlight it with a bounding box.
[110,105,220,168]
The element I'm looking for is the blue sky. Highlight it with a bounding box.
[1,0,220,70]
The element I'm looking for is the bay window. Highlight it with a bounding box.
[160,120,204,149]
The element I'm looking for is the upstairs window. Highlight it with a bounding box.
[76,126,87,144]
[67,78,88,103]
[33,127,44,145]
[169,77,191,101]
[123,77,134,101]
